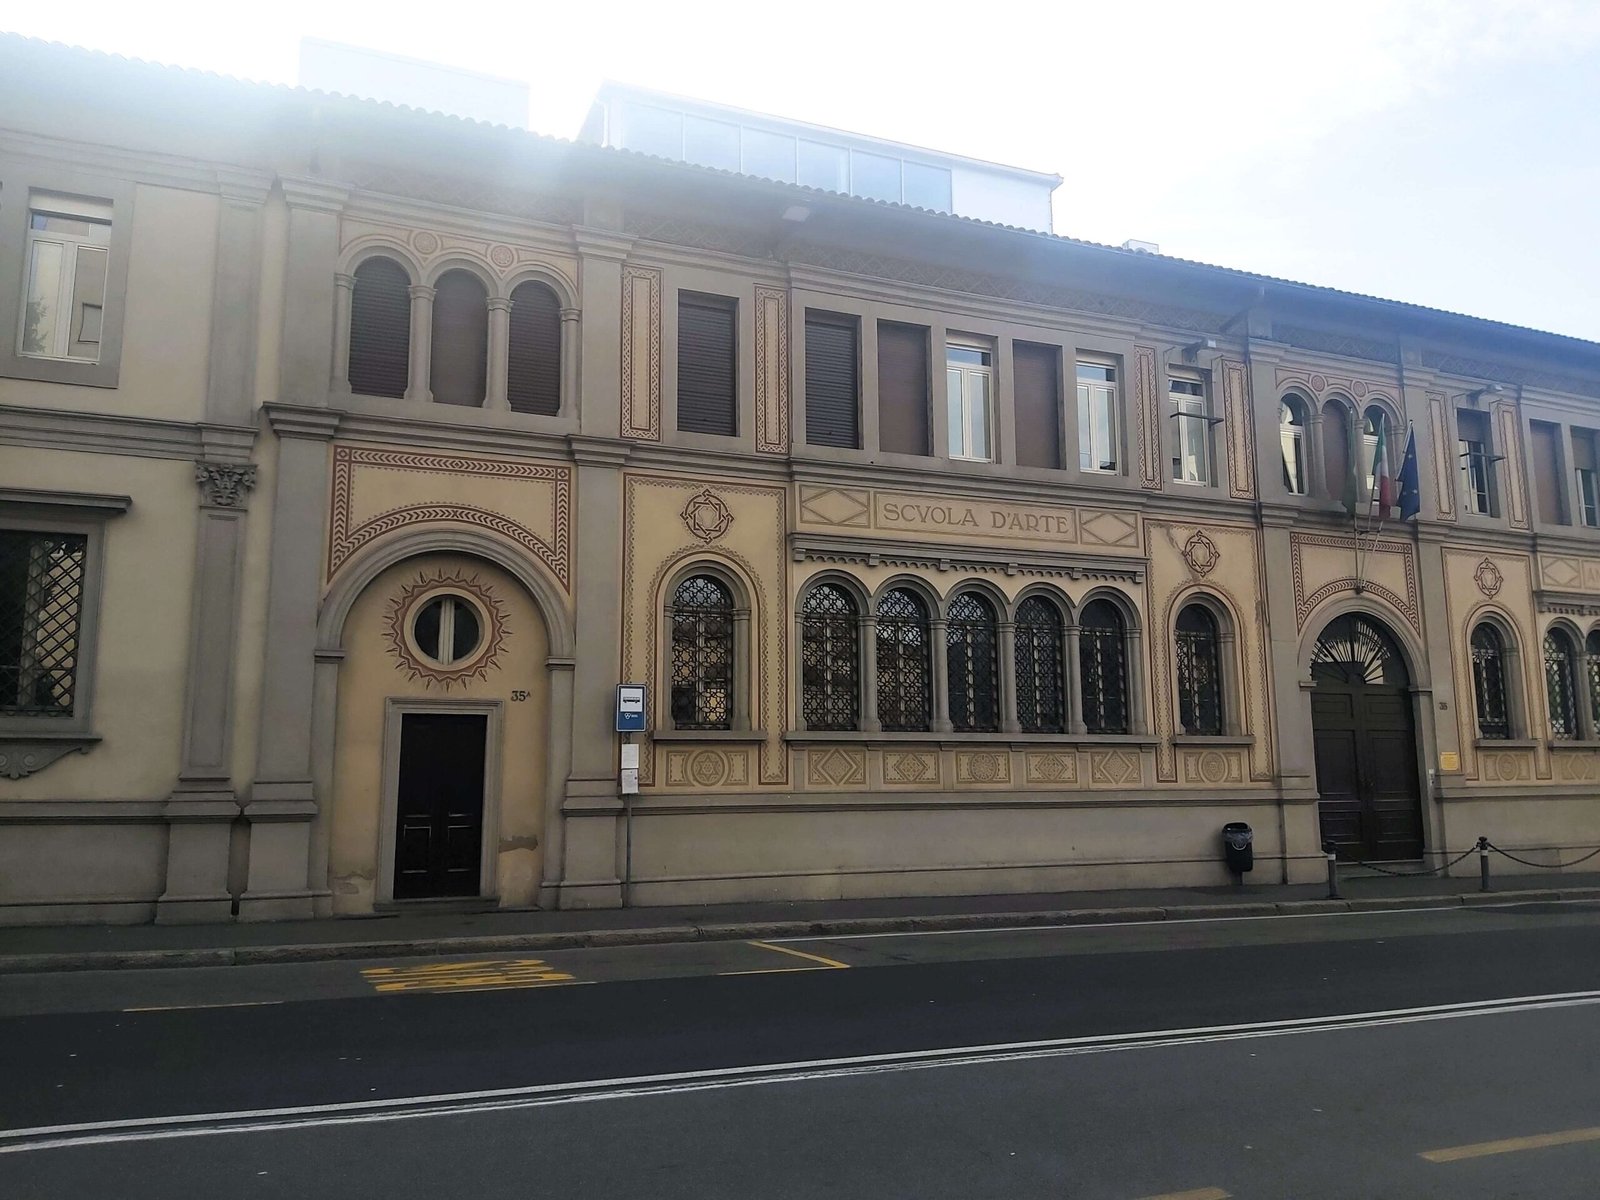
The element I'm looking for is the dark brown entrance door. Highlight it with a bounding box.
[1309,614,1424,861]
[394,712,487,899]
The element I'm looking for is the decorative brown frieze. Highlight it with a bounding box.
[753,285,790,455]
[1135,346,1161,491]
[620,265,662,441]
[1221,358,1256,500]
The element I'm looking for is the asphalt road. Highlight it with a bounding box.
[5,903,1600,1198]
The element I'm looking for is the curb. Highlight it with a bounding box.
[4,886,1598,976]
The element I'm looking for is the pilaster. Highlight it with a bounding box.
[276,177,349,407]
[206,168,272,426]
[405,285,436,403]
[486,297,512,410]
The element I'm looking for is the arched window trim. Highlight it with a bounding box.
[1078,591,1140,735]
[797,577,863,732]
[1359,399,1403,504]
[1469,620,1513,741]
[342,253,417,400]
[660,562,753,733]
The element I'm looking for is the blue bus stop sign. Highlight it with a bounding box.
[615,684,647,733]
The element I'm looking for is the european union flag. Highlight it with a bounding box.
[1398,425,1421,521]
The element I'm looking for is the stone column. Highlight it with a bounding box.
[860,615,881,733]
[559,308,581,418]
[931,616,953,733]
[1127,628,1148,735]
[486,297,512,410]
[241,406,341,921]
[405,285,436,403]
[999,620,1020,733]
[1065,625,1087,734]
[156,460,257,924]
[330,273,355,395]
[733,608,753,729]
[555,440,630,908]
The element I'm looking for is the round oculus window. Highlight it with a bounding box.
[411,593,485,668]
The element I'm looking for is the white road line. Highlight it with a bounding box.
[5,990,1600,1154]
[764,903,1521,942]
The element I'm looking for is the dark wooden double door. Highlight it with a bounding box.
[1312,683,1423,861]
[394,712,487,900]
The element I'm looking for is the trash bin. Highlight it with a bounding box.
[1223,822,1254,875]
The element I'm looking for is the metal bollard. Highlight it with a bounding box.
[1478,835,1491,892]
[1325,844,1341,900]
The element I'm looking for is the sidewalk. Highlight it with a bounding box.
[5,868,1600,975]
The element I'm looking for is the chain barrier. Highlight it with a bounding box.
[1485,840,1600,871]
[1327,844,1479,878]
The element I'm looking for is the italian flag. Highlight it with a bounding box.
[1372,412,1396,514]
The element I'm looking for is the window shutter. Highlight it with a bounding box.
[677,295,738,435]
[430,269,488,407]
[805,314,859,448]
[1013,342,1062,469]
[507,281,562,416]
[877,321,930,456]
[348,257,411,398]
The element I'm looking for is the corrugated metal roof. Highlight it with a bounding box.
[3,32,1596,356]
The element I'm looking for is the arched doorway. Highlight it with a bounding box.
[1309,612,1424,860]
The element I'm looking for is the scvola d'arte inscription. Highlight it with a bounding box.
[874,493,1079,543]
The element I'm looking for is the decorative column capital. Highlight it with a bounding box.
[195,461,258,509]
[334,273,356,291]
[488,297,514,313]
[560,307,581,324]
[409,285,437,301]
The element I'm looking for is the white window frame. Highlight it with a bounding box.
[20,193,112,364]
[0,160,132,389]
[1168,371,1214,486]
[945,341,994,463]
[1458,409,1496,517]
[1076,358,1121,474]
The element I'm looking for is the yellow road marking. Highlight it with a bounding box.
[123,1001,285,1013]
[361,958,576,994]
[746,940,850,970]
[1132,1189,1231,1200]
[1421,1126,1600,1162]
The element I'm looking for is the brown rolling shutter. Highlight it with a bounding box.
[805,313,859,449]
[348,257,411,398]
[877,321,930,456]
[507,281,562,416]
[1530,421,1566,524]
[430,269,488,407]
[1013,342,1062,469]
[677,294,738,436]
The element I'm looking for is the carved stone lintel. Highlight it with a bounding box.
[0,737,96,779]
[194,461,258,509]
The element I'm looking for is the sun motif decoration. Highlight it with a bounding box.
[384,570,510,689]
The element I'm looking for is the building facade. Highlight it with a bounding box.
[3,37,1600,925]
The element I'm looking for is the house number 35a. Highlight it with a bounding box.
[510,690,530,702]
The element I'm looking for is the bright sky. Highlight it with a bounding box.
[9,0,1600,341]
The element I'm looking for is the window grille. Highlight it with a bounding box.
[1470,624,1511,740]
[1545,630,1579,740]
[1014,597,1065,733]
[1310,614,1409,686]
[1175,605,1223,736]
[1080,599,1128,734]
[946,592,999,732]
[876,588,932,732]
[1587,631,1600,731]
[0,530,86,717]
[800,583,859,731]
[669,575,734,730]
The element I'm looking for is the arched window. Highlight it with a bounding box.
[1175,604,1223,736]
[1587,631,1600,731]
[1080,599,1129,734]
[669,575,735,730]
[1280,396,1306,495]
[1544,629,1579,740]
[430,269,488,407]
[347,256,411,398]
[1362,405,1396,503]
[800,583,859,731]
[1322,401,1352,505]
[876,588,932,732]
[1015,596,1065,733]
[946,592,999,732]
[1470,623,1510,740]
[507,280,562,416]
